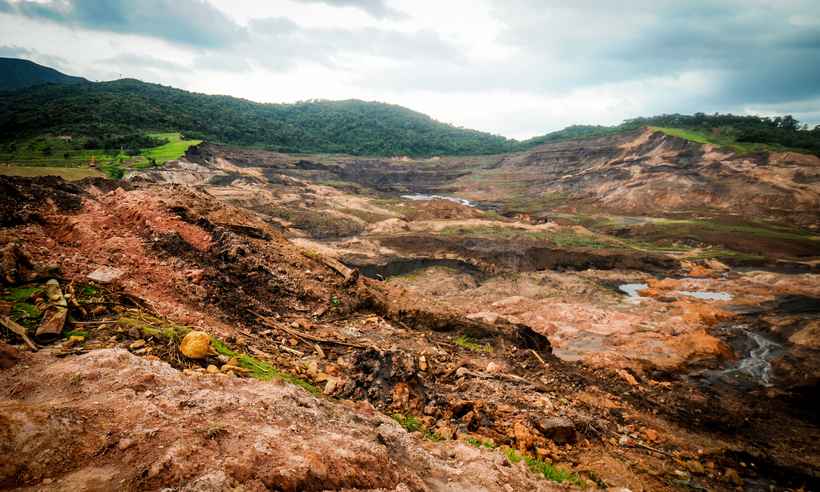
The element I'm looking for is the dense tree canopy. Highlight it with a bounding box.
[0,79,516,156]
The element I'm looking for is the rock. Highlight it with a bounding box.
[36,279,68,339]
[723,468,742,486]
[511,421,537,451]
[118,438,135,450]
[180,331,211,359]
[0,341,20,369]
[532,416,577,444]
[616,369,638,386]
[206,364,219,374]
[129,340,146,350]
[486,361,501,373]
[64,335,86,348]
[324,377,338,395]
[87,267,125,284]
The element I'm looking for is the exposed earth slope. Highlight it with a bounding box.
[1,127,819,491]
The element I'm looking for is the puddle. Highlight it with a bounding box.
[618,283,648,302]
[617,283,732,302]
[401,194,475,207]
[677,290,732,301]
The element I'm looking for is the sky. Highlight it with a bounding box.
[1,0,819,139]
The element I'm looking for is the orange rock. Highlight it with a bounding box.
[180,330,211,359]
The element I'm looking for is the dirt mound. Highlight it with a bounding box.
[0,349,562,491]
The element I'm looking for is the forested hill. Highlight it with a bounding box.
[1,58,817,156]
[0,77,514,156]
[0,58,87,91]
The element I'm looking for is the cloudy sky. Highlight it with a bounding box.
[1,0,819,139]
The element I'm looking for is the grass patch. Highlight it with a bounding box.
[392,413,445,442]
[503,447,584,486]
[454,334,492,353]
[210,338,321,395]
[140,132,201,164]
[650,126,783,155]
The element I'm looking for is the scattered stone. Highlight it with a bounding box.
[324,377,338,395]
[87,267,125,284]
[643,428,659,442]
[129,340,146,350]
[615,369,638,386]
[724,468,742,486]
[117,438,135,450]
[206,364,219,374]
[486,361,501,373]
[532,416,577,444]
[0,341,20,369]
[180,331,211,359]
[36,279,68,338]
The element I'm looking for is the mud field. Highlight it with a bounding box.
[2,129,820,492]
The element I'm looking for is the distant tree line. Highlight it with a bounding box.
[622,113,820,154]
[83,133,168,153]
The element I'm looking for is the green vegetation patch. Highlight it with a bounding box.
[210,338,320,395]
[140,132,201,164]
[1,286,42,302]
[391,413,445,442]
[116,315,191,341]
[454,334,492,353]
[503,447,584,486]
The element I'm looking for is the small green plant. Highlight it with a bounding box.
[211,338,320,395]
[64,329,89,339]
[330,295,341,307]
[391,413,423,433]
[454,335,492,353]
[392,413,445,442]
[467,437,496,449]
[503,447,584,486]
[1,286,41,302]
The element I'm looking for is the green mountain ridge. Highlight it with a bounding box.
[0,57,818,157]
[0,57,87,92]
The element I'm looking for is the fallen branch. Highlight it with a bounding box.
[530,349,548,368]
[0,316,38,351]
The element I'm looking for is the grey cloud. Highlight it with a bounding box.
[0,0,246,48]
[246,17,461,70]
[0,44,70,71]
[291,0,405,19]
